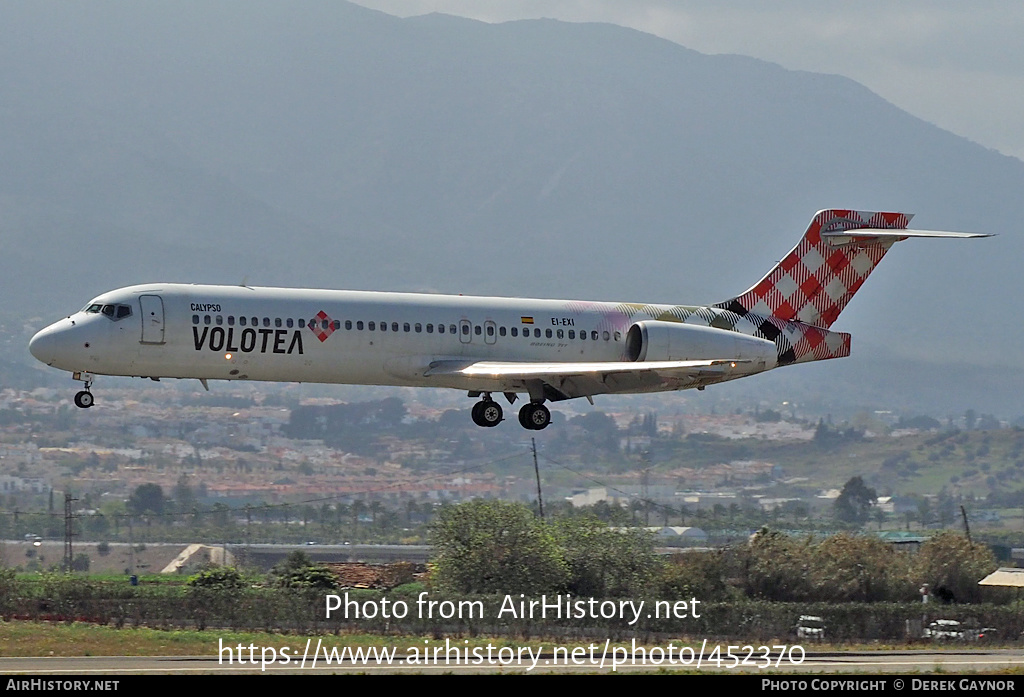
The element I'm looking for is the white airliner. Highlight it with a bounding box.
[29,209,987,430]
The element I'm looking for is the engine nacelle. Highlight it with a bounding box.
[625,320,778,366]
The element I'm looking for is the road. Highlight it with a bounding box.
[1,649,1022,674]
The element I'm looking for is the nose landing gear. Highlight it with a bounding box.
[72,371,95,409]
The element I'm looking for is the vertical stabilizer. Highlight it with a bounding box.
[717,210,910,328]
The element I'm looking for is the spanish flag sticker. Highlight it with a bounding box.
[521,316,534,324]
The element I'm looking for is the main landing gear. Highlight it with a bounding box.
[72,372,95,409]
[469,393,552,430]
[518,402,551,431]
[471,397,504,428]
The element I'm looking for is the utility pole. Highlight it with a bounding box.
[63,493,77,572]
[641,449,651,526]
[245,504,252,549]
[532,438,544,521]
[960,505,972,545]
[128,515,136,574]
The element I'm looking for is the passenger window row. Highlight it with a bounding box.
[191,315,621,342]
[193,315,301,328]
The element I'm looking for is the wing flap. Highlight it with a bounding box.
[445,359,738,376]
[425,358,749,400]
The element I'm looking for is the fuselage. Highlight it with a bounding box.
[29,283,789,390]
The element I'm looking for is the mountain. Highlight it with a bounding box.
[3,1,1020,413]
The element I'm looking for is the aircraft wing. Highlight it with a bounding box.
[424,358,748,401]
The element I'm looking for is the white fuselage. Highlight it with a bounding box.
[29,283,778,396]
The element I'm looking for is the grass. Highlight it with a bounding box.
[0,621,221,657]
[0,621,547,658]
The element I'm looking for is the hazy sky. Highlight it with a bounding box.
[352,1,1024,160]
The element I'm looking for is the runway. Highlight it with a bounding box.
[1,649,1022,674]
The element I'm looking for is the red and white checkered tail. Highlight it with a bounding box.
[716,209,910,329]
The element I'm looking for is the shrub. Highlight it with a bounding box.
[186,566,246,590]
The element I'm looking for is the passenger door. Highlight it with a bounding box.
[139,295,165,344]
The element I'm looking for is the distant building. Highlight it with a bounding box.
[979,568,1024,588]
[676,491,739,507]
[757,497,801,512]
[0,475,47,494]
[650,526,708,544]
[874,531,928,553]
[567,487,633,508]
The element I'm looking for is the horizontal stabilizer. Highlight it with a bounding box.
[717,209,991,329]
[822,228,993,240]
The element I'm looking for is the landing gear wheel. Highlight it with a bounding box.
[519,402,551,430]
[74,391,94,409]
[518,405,531,429]
[471,400,503,427]
[480,401,502,427]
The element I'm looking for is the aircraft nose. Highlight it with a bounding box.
[29,326,60,366]
[29,320,80,368]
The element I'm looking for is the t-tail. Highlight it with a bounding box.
[715,209,990,365]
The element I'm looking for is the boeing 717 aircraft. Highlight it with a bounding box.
[29,209,988,430]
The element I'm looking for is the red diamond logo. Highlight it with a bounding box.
[309,310,335,342]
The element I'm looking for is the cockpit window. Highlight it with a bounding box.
[87,303,133,321]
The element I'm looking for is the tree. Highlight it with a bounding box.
[964,409,977,431]
[912,531,997,603]
[917,497,934,527]
[810,533,912,602]
[430,500,566,595]
[210,502,231,528]
[127,483,165,515]
[738,528,814,601]
[658,550,733,601]
[555,517,661,597]
[834,476,877,525]
[173,474,198,512]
